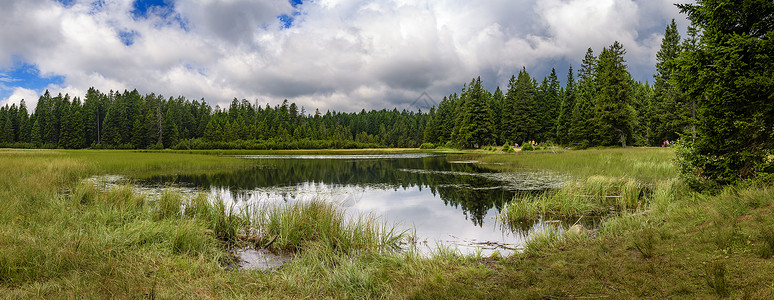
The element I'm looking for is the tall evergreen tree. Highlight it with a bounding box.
[510,68,538,143]
[556,65,575,144]
[594,41,634,147]
[569,49,598,147]
[674,0,774,188]
[650,19,686,145]
[490,86,505,144]
[18,100,30,143]
[500,75,518,143]
[537,68,561,142]
[459,77,495,147]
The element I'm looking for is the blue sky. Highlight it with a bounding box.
[0,60,64,102]
[0,0,690,111]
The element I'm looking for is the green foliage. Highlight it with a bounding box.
[556,66,575,145]
[251,200,405,254]
[2,89,431,150]
[458,77,496,147]
[650,19,689,145]
[504,175,647,222]
[594,41,634,147]
[568,49,598,148]
[674,0,774,189]
[420,142,437,149]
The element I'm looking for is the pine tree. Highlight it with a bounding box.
[556,65,575,144]
[423,106,439,144]
[674,0,774,188]
[510,68,537,144]
[163,115,179,147]
[594,41,633,147]
[490,86,505,144]
[650,19,686,145]
[18,100,30,143]
[57,95,72,148]
[569,49,598,148]
[101,102,123,146]
[31,118,42,146]
[0,109,11,143]
[69,97,85,148]
[536,68,561,142]
[459,77,495,147]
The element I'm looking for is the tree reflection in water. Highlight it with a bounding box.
[142,154,562,227]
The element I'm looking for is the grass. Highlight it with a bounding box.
[460,147,676,183]
[248,200,405,254]
[2,147,774,298]
[504,175,652,221]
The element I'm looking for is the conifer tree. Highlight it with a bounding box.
[594,41,633,147]
[556,66,575,144]
[674,0,774,188]
[490,86,505,144]
[650,19,686,145]
[569,49,598,148]
[18,100,30,143]
[459,77,495,147]
[31,118,42,146]
[509,68,537,144]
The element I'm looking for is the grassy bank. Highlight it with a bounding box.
[2,148,774,298]
[457,147,676,183]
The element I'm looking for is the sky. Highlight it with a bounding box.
[0,0,692,113]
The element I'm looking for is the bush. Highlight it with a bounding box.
[419,143,436,149]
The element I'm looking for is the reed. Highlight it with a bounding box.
[504,175,654,222]
[250,200,406,254]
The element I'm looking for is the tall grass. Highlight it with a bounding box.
[249,200,406,254]
[504,175,651,222]
[469,147,676,183]
[5,148,774,298]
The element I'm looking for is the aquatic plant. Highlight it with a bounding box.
[249,200,406,254]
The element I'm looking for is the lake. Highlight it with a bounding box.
[140,153,587,255]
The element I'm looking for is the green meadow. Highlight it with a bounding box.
[1,148,773,298]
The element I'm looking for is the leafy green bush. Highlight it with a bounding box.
[420,143,436,149]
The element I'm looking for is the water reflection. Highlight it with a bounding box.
[141,154,576,255]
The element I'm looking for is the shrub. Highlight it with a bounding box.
[420,143,436,149]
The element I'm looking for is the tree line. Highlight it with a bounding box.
[0,37,686,151]
[0,88,428,149]
[424,37,688,149]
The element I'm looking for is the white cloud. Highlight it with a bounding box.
[1,87,39,108]
[0,0,691,112]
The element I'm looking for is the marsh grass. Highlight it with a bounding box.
[523,225,563,256]
[705,261,730,297]
[467,147,676,183]
[154,191,183,220]
[757,224,774,259]
[250,200,405,254]
[5,148,774,298]
[632,227,658,259]
[522,223,591,257]
[505,175,651,222]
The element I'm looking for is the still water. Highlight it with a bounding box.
[142,153,583,255]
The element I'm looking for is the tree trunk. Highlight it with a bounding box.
[620,132,627,148]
